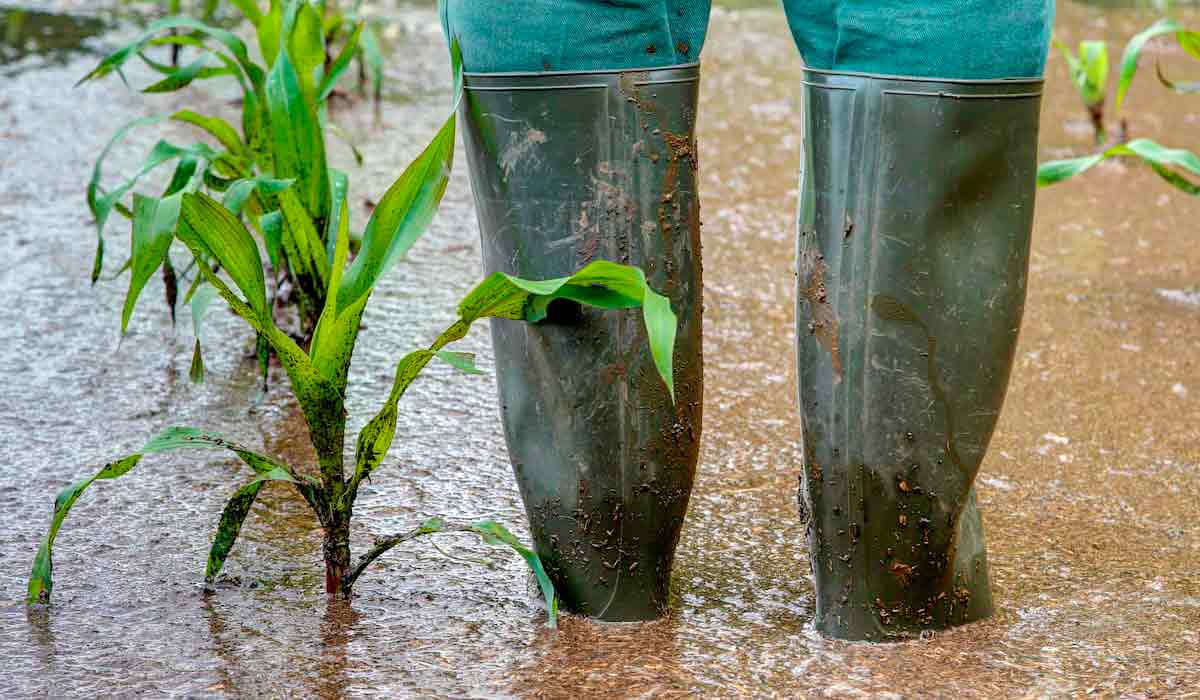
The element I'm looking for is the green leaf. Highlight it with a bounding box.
[466,520,558,628]
[278,188,330,290]
[205,466,295,582]
[1155,61,1200,94]
[347,348,480,498]
[86,116,167,282]
[222,176,293,216]
[189,282,218,383]
[1117,18,1183,111]
[78,16,266,92]
[318,21,363,101]
[265,38,330,221]
[143,53,212,93]
[358,22,383,100]
[1079,40,1108,107]
[434,351,483,375]
[287,0,326,97]
[171,109,249,163]
[228,0,264,25]
[258,0,284,67]
[336,113,454,315]
[178,192,269,324]
[260,210,284,269]
[457,260,679,400]
[28,427,299,604]
[122,194,182,334]
[1038,138,1200,193]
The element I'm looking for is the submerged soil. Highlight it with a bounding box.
[1,1,1198,697]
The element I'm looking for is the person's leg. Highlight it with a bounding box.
[785,1,1053,640]
[445,2,710,621]
[443,0,709,72]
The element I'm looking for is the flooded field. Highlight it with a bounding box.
[1,1,1198,697]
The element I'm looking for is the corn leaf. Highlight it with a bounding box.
[78,16,266,92]
[28,427,301,604]
[359,21,383,100]
[1038,138,1200,194]
[265,38,329,221]
[318,21,363,101]
[205,466,296,582]
[458,260,678,401]
[189,281,218,383]
[122,193,182,334]
[178,192,269,323]
[1116,18,1200,111]
[171,110,249,163]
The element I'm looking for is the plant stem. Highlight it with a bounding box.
[323,517,352,597]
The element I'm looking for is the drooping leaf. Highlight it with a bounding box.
[466,520,558,628]
[1038,138,1200,194]
[86,116,167,281]
[342,517,558,628]
[205,466,295,582]
[171,110,249,163]
[122,193,182,334]
[1115,18,1200,111]
[78,16,266,92]
[347,349,479,499]
[1155,60,1200,94]
[143,52,212,93]
[28,427,301,604]
[456,260,679,400]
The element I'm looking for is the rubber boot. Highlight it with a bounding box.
[460,64,704,621]
[794,68,1043,640]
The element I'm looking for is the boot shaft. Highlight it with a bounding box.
[461,64,705,621]
[795,69,1043,639]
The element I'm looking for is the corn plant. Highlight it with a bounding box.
[85,0,371,348]
[319,1,386,104]
[28,41,680,629]
[1040,18,1200,191]
[1053,37,1111,142]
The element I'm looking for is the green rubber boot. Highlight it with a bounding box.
[794,69,1043,640]
[460,65,704,621]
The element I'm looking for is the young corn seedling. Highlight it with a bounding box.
[28,44,680,629]
[1053,37,1111,142]
[1040,18,1200,191]
[85,0,371,345]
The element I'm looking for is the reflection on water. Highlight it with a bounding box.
[0,0,1198,697]
[0,7,107,75]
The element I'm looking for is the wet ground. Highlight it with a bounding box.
[2,0,1199,697]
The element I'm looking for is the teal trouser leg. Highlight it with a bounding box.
[782,0,1055,78]
[442,0,711,72]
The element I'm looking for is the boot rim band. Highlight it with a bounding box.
[464,61,700,80]
[802,66,1043,88]
[802,67,1043,99]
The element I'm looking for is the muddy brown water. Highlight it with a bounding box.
[1,1,1198,697]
